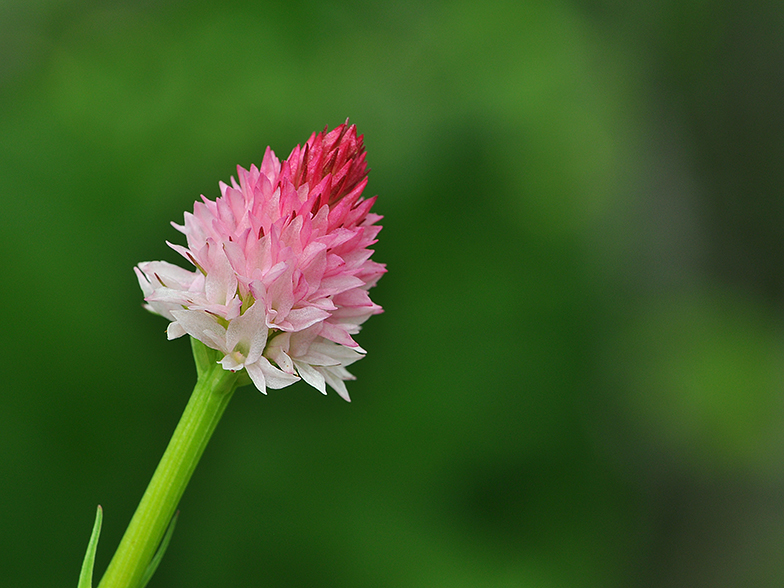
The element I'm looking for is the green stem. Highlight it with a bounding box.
[97,339,240,588]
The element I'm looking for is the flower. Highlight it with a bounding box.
[135,122,385,400]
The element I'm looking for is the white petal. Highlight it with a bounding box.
[322,368,351,402]
[219,352,244,372]
[299,339,365,367]
[137,260,200,289]
[294,361,327,395]
[201,328,229,352]
[226,301,269,363]
[166,322,186,340]
[295,348,341,367]
[266,334,295,374]
[134,266,155,298]
[254,356,300,390]
[171,310,228,352]
[245,362,268,394]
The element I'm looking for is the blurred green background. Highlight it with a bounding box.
[2,1,784,586]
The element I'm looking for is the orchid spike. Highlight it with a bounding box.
[135,122,385,400]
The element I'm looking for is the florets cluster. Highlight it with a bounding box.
[135,123,385,400]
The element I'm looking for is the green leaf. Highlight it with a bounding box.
[138,511,179,588]
[78,506,103,588]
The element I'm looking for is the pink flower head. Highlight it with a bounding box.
[135,123,385,400]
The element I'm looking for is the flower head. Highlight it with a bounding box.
[136,123,385,400]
